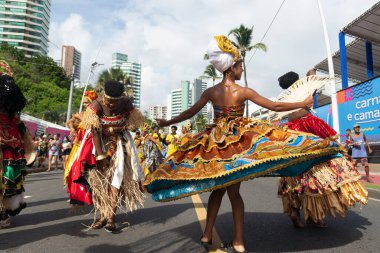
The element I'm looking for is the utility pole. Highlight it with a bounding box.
[66,66,75,122]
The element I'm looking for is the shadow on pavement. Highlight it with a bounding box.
[0,218,97,250]
[217,210,371,252]
[0,203,197,251]
[26,197,71,208]
[0,203,371,252]
[83,209,371,253]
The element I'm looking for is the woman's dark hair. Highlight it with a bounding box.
[104,80,125,97]
[171,125,178,130]
[0,75,26,116]
[278,71,299,89]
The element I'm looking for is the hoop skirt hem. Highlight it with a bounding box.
[145,118,343,202]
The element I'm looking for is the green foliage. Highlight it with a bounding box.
[228,24,267,117]
[0,44,82,125]
[203,64,221,85]
[195,114,207,132]
[96,67,133,93]
[228,25,267,58]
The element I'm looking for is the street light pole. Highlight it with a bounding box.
[66,66,75,122]
[317,0,340,138]
[79,62,103,113]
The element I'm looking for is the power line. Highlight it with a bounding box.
[246,0,286,67]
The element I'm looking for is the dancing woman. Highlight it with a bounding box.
[0,61,33,228]
[64,90,98,207]
[140,123,164,177]
[81,80,144,232]
[276,71,368,228]
[144,36,343,252]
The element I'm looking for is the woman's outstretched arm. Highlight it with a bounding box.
[156,89,211,127]
[244,87,313,112]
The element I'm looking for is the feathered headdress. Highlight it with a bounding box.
[0,60,14,77]
[269,75,332,121]
[84,90,97,103]
[185,121,192,131]
[142,123,151,132]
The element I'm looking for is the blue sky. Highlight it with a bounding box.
[47,0,379,112]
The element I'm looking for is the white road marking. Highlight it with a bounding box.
[369,197,380,202]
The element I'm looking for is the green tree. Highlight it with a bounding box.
[203,64,221,86]
[195,114,207,132]
[0,44,81,125]
[96,67,133,93]
[229,25,267,117]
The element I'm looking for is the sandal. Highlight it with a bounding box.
[221,242,248,253]
[91,219,107,229]
[200,236,212,249]
[104,219,116,232]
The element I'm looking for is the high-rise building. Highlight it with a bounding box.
[169,79,208,120]
[191,78,207,117]
[181,80,191,111]
[112,52,128,68]
[61,45,81,80]
[171,89,182,119]
[111,52,141,109]
[121,62,141,109]
[0,0,51,56]
[149,105,167,121]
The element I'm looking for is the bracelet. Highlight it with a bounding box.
[95,154,108,161]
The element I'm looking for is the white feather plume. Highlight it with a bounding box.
[269,75,332,121]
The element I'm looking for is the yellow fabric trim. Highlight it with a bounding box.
[214,35,241,62]
[145,148,341,200]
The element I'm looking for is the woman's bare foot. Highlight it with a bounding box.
[200,235,212,245]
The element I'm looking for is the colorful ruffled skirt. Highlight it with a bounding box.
[144,117,343,202]
[279,114,368,222]
[1,114,27,218]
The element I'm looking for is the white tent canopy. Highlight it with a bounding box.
[315,39,380,82]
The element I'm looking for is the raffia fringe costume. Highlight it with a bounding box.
[81,104,145,219]
[279,114,368,222]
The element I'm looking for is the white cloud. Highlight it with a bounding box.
[48,0,378,111]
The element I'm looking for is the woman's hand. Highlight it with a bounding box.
[155,119,169,127]
[302,95,314,110]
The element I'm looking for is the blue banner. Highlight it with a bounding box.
[336,77,380,144]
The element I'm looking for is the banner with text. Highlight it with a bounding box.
[336,77,380,144]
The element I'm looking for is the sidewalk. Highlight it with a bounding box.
[358,163,380,191]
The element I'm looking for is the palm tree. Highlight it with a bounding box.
[229,25,267,117]
[203,64,221,86]
[96,67,133,93]
[195,114,207,132]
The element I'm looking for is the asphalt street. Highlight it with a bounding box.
[0,170,379,253]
